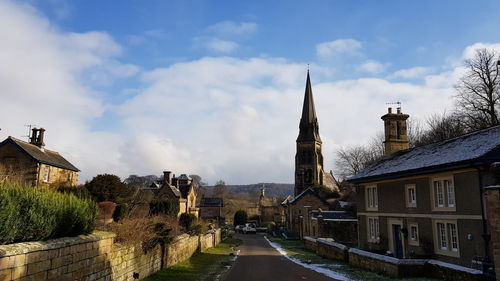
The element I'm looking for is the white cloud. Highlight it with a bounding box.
[388,66,434,80]
[316,39,362,58]
[202,38,239,53]
[358,60,387,75]
[208,21,257,36]
[462,42,500,59]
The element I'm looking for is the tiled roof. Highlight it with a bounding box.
[349,125,500,183]
[1,137,79,172]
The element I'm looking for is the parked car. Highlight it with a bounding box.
[243,223,256,234]
[235,225,245,233]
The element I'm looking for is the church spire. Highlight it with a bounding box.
[297,71,321,142]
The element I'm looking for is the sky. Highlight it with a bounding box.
[1,0,500,184]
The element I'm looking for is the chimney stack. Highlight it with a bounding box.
[260,188,265,198]
[30,128,45,148]
[381,107,409,155]
[163,171,172,185]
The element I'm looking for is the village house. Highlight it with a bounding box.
[199,197,224,224]
[0,128,79,187]
[349,107,500,269]
[257,188,286,226]
[147,171,199,217]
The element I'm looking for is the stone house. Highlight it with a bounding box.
[258,188,286,225]
[485,163,500,278]
[286,188,330,237]
[149,171,199,217]
[199,197,224,223]
[349,107,500,268]
[308,210,358,244]
[0,128,79,187]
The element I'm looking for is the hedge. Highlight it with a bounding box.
[0,183,98,244]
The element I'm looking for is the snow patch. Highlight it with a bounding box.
[264,236,353,281]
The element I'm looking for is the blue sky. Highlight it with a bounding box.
[2,0,500,184]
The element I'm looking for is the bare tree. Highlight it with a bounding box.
[334,142,383,180]
[412,112,468,147]
[212,180,227,198]
[455,48,500,129]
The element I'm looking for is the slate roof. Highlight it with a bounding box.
[0,137,79,172]
[199,197,224,207]
[297,71,321,142]
[349,125,500,183]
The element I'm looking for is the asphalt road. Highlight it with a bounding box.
[221,234,340,281]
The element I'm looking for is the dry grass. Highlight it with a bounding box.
[110,215,180,251]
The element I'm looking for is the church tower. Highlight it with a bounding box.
[294,71,325,196]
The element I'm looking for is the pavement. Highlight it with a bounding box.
[221,234,340,281]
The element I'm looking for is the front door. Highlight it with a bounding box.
[393,225,403,258]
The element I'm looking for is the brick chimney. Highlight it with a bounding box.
[381,107,409,155]
[29,128,45,148]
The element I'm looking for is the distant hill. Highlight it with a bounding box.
[205,183,293,198]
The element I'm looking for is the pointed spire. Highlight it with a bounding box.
[297,71,321,142]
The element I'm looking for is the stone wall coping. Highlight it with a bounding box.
[348,248,426,265]
[0,231,116,257]
[317,238,348,251]
[303,236,317,243]
[485,185,500,190]
[427,260,482,275]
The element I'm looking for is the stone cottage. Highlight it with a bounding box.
[349,107,500,268]
[0,128,79,187]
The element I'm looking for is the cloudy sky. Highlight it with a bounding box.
[1,0,500,184]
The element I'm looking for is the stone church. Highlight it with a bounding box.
[294,71,339,196]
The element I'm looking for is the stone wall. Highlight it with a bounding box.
[485,186,500,279]
[303,236,482,280]
[0,230,221,281]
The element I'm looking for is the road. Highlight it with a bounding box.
[221,234,340,281]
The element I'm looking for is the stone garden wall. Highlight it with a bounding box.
[303,236,483,281]
[0,230,221,281]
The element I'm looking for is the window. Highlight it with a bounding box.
[433,220,460,256]
[431,177,456,211]
[408,223,419,246]
[367,217,380,243]
[43,166,50,183]
[68,172,73,182]
[366,186,378,211]
[405,184,417,207]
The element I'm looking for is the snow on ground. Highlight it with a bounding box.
[264,236,353,281]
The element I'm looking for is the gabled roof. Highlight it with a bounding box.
[0,137,79,172]
[348,125,500,183]
[310,210,356,220]
[199,197,224,207]
[289,188,329,205]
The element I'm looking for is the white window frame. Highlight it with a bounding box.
[43,166,50,183]
[365,185,378,211]
[432,219,460,257]
[405,184,417,208]
[367,216,380,243]
[408,223,419,246]
[431,177,456,211]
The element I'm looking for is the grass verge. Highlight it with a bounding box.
[143,237,242,281]
[266,236,437,281]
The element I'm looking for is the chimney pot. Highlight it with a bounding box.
[397,107,402,114]
[388,107,392,114]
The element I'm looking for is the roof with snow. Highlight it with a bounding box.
[199,197,224,207]
[349,125,500,184]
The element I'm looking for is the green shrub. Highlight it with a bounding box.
[56,185,92,199]
[113,203,131,222]
[0,183,98,244]
[149,199,180,216]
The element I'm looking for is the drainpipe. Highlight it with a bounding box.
[475,166,490,263]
